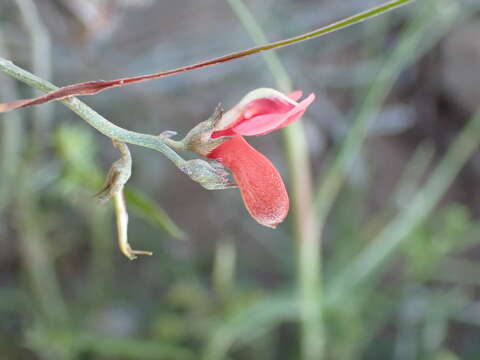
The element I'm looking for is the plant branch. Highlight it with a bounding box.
[0,58,238,191]
[0,0,415,113]
[0,57,186,163]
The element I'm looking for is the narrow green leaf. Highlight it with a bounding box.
[125,188,186,240]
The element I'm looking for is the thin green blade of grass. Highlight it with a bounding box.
[358,142,435,245]
[314,0,459,232]
[124,188,186,240]
[212,237,236,304]
[390,142,436,210]
[226,1,322,359]
[55,125,186,240]
[0,35,23,214]
[15,172,70,326]
[326,108,480,305]
[203,294,297,360]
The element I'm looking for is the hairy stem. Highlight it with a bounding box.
[0,57,185,167]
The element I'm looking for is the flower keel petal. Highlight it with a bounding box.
[208,137,289,228]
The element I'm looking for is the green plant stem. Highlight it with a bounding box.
[0,57,186,167]
[14,0,52,150]
[5,13,70,354]
[204,294,297,360]
[14,174,69,325]
[212,237,236,305]
[226,1,322,359]
[84,0,412,83]
[0,37,23,214]
[86,204,115,306]
[0,0,415,112]
[360,142,434,242]
[389,142,435,209]
[103,0,413,75]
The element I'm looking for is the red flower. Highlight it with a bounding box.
[207,88,315,228]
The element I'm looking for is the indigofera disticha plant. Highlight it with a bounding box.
[0,0,414,259]
[164,88,315,228]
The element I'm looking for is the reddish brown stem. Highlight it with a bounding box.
[0,0,414,113]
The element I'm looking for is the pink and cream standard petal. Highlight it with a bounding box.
[214,88,299,131]
[208,136,289,228]
[226,93,315,136]
[266,92,315,131]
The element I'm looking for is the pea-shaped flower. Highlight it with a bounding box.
[170,88,315,228]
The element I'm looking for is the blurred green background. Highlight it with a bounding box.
[1,0,480,359]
